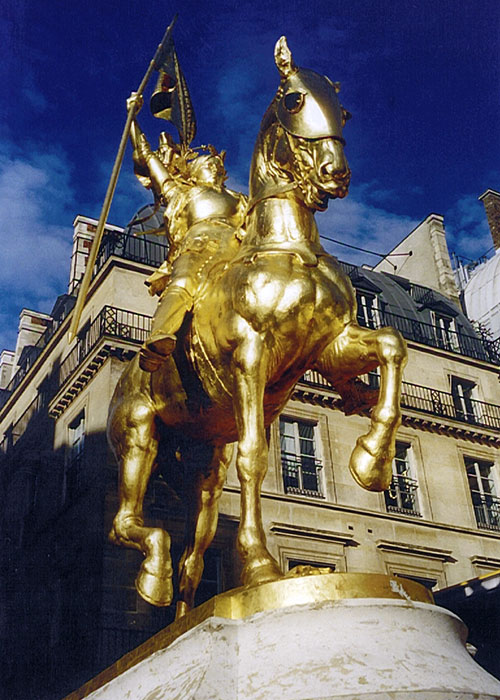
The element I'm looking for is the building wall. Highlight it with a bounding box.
[0,213,499,698]
[374,214,460,305]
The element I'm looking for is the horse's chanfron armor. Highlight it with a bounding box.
[276,67,346,140]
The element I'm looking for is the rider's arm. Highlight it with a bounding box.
[127,93,174,198]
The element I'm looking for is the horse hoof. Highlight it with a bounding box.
[242,558,282,588]
[136,570,173,607]
[349,437,392,492]
[175,601,190,619]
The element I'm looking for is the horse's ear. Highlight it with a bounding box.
[274,36,297,79]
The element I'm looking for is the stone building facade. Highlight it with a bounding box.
[0,205,499,699]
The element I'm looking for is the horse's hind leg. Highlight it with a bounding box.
[176,443,233,619]
[108,402,173,606]
[314,322,407,491]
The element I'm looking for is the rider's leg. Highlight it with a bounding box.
[139,252,202,372]
[139,286,193,372]
[148,286,194,352]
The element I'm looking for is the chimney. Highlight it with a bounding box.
[0,350,15,390]
[68,215,125,294]
[479,189,500,250]
[68,216,97,294]
[13,309,52,370]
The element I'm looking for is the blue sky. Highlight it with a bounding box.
[1,0,499,352]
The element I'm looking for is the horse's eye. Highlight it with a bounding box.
[284,92,304,113]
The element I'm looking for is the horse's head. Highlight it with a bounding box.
[252,37,351,211]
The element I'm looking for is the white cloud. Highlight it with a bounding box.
[0,142,76,351]
[317,194,420,266]
[444,193,493,261]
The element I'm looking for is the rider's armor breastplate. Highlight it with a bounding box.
[183,187,242,230]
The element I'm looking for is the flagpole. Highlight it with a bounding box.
[68,16,177,343]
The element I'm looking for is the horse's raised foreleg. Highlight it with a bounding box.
[232,335,282,587]
[108,402,173,606]
[176,443,233,619]
[314,322,407,491]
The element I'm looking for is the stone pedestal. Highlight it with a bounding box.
[67,574,500,700]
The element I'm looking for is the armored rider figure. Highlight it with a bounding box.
[128,94,247,372]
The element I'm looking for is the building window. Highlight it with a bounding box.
[465,457,500,531]
[356,291,380,329]
[287,559,335,572]
[361,367,380,390]
[394,573,437,591]
[433,313,459,351]
[64,410,85,502]
[384,442,420,516]
[451,376,477,424]
[279,418,323,498]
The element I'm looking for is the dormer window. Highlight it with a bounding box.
[433,312,459,352]
[356,291,380,329]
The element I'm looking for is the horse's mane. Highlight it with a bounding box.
[250,99,291,196]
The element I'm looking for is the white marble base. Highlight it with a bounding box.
[84,598,500,699]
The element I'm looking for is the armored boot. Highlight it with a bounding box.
[139,286,193,372]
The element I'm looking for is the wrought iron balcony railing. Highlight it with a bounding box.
[299,372,500,431]
[281,453,324,498]
[379,310,498,364]
[471,491,500,531]
[336,261,498,365]
[1,232,165,407]
[94,230,167,275]
[384,474,421,516]
[59,306,151,389]
[400,381,500,431]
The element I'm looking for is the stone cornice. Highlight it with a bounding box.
[376,539,456,562]
[269,521,358,547]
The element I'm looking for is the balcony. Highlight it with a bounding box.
[95,229,167,275]
[281,453,324,498]
[471,492,500,531]
[0,233,166,411]
[59,306,151,389]
[401,381,500,431]
[1,316,66,403]
[384,474,421,516]
[379,310,499,364]
[299,372,500,432]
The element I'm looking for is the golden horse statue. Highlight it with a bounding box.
[107,37,407,617]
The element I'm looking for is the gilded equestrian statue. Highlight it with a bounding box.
[107,37,407,617]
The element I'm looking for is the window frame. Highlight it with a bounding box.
[464,456,500,531]
[450,375,478,424]
[63,409,86,503]
[279,417,324,498]
[433,312,459,352]
[356,290,381,330]
[384,441,421,517]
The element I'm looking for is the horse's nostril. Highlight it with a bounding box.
[320,162,336,178]
[320,161,348,180]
